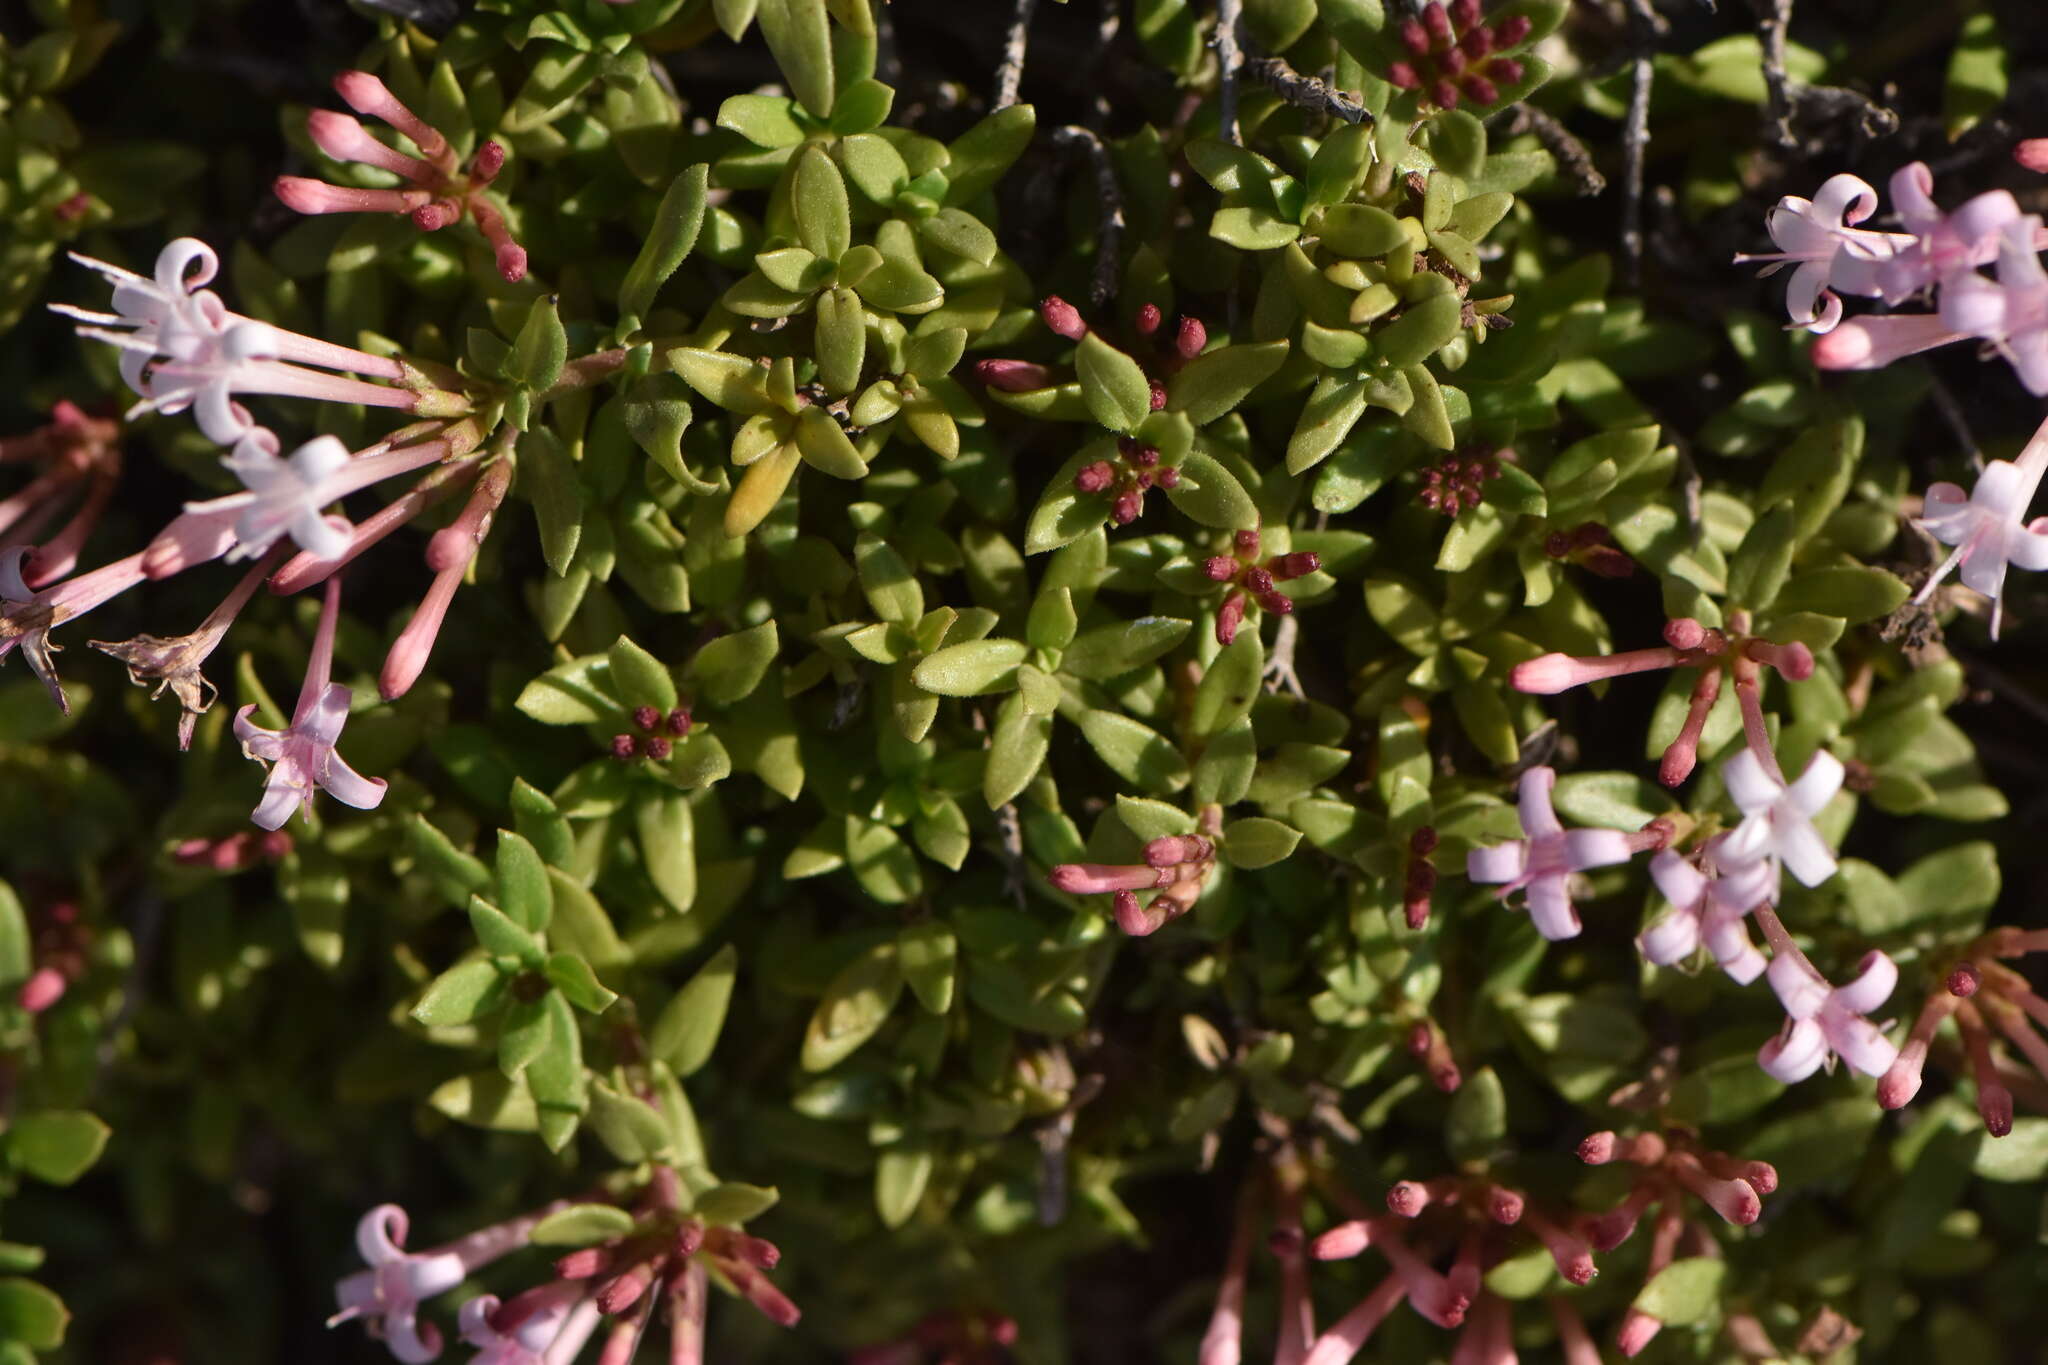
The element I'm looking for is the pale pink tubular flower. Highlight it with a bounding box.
[234,576,387,829]
[1875,162,2022,303]
[1639,842,1771,983]
[1911,414,2048,639]
[186,428,455,565]
[1810,310,1974,372]
[1718,747,1843,889]
[1733,173,1911,332]
[1940,215,2048,394]
[1759,949,1900,1082]
[456,1282,594,1365]
[329,1201,551,1364]
[1300,1275,1406,1365]
[1465,766,1648,941]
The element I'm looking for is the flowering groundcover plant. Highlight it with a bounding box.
[3,1,2048,1361]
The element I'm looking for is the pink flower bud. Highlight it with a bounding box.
[469,139,507,184]
[1040,295,1088,340]
[1270,551,1319,580]
[1051,863,1171,894]
[1385,1182,1429,1217]
[976,359,1055,392]
[1242,566,1274,596]
[1489,56,1524,83]
[667,707,693,736]
[1460,74,1500,106]
[18,966,66,1014]
[1075,460,1116,493]
[1232,527,1260,556]
[634,705,661,731]
[1461,24,1494,58]
[411,199,462,231]
[1493,15,1531,45]
[1440,46,1467,76]
[1135,302,1162,336]
[1216,591,1246,645]
[1980,1078,2014,1136]
[1951,963,1982,996]
[1617,1310,1661,1358]
[643,736,673,760]
[274,175,428,217]
[1148,380,1168,411]
[1204,555,1239,582]
[555,1247,612,1280]
[1432,79,1462,110]
[1128,443,1160,468]
[1310,1221,1372,1260]
[1578,1132,1618,1164]
[1487,1187,1524,1224]
[1421,3,1453,46]
[1398,17,1431,56]
[333,70,451,167]
[2018,139,2048,174]
[1175,316,1207,360]
[1113,490,1142,525]
[611,734,638,759]
[1155,467,1181,489]
[1449,0,1480,30]
[1386,62,1421,89]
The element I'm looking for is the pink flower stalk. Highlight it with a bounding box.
[280,71,529,282]
[189,427,458,566]
[330,1203,556,1364]
[1874,162,2022,303]
[1910,414,2048,639]
[1518,1205,1596,1285]
[1199,1190,1256,1365]
[666,1261,708,1365]
[1956,999,2016,1135]
[457,1282,593,1364]
[2019,139,2048,175]
[1447,1292,1513,1365]
[1940,214,2048,393]
[1734,173,1911,332]
[1548,1297,1602,1365]
[1,548,150,713]
[1758,947,1900,1083]
[1466,766,1663,941]
[234,576,388,829]
[1300,1275,1405,1365]
[1719,747,1844,889]
[1639,841,1772,982]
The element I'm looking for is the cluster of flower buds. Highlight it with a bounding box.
[1203,526,1319,644]
[1301,1168,1596,1362]
[1416,446,1504,517]
[277,71,530,282]
[1385,0,1530,109]
[0,401,120,590]
[611,704,693,763]
[1542,521,1635,579]
[1075,434,1182,526]
[1578,1131,1777,1356]
[847,1309,1020,1365]
[554,1213,800,1350]
[1882,930,2048,1133]
[1049,831,1218,936]
[1740,158,2048,392]
[1510,613,1814,787]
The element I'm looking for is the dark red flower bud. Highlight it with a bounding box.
[1422,2,1453,46]
[1205,556,1239,582]
[633,704,660,731]
[1441,46,1467,75]
[1242,566,1275,596]
[1461,73,1498,104]
[1543,531,1573,558]
[1386,62,1421,89]
[1040,295,1087,340]
[1233,527,1261,557]
[1950,962,1982,997]
[1270,551,1321,580]
[1490,56,1524,83]
[1149,379,1168,411]
[1257,590,1294,616]
[1075,460,1116,493]
[1461,25,1495,58]
[411,200,461,231]
[1449,0,1481,30]
[1216,591,1246,644]
[1433,79,1462,109]
[642,736,673,761]
[1494,14,1531,45]
[1399,17,1431,55]
[1136,302,1162,336]
[611,734,638,760]
[1113,490,1142,525]
[1129,443,1161,468]
[976,358,1054,392]
[1409,826,1440,857]
[1155,466,1181,489]
[1580,546,1637,578]
[667,707,693,735]
[1176,316,1207,360]
[1134,471,1154,490]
